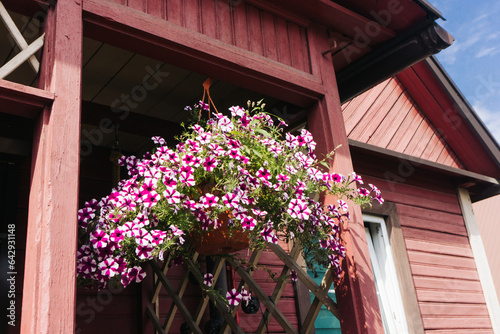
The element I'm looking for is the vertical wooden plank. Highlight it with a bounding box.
[232,1,248,50]
[166,0,182,26]
[201,0,217,39]
[408,121,435,158]
[216,0,233,44]
[275,17,291,67]
[261,11,278,61]
[183,0,200,33]
[457,188,500,333]
[246,5,263,56]
[306,23,383,334]
[20,1,82,333]
[344,80,391,135]
[288,22,305,71]
[147,0,166,19]
[386,105,420,152]
[367,90,412,147]
[348,79,401,142]
[299,27,311,73]
[126,0,145,12]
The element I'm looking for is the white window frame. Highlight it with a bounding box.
[363,214,409,334]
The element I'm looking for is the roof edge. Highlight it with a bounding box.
[348,139,500,202]
[413,0,445,20]
[424,56,500,171]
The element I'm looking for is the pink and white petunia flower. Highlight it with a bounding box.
[136,245,155,260]
[200,193,219,208]
[163,187,181,204]
[241,216,257,230]
[90,229,109,249]
[226,288,242,306]
[98,257,119,277]
[203,273,214,287]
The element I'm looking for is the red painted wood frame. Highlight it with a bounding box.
[20,0,83,333]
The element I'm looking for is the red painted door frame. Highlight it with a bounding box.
[20,0,83,333]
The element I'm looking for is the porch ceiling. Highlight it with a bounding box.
[80,38,306,156]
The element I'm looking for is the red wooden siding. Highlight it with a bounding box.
[353,153,493,333]
[342,77,465,169]
[103,0,312,73]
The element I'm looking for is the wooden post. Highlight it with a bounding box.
[20,0,82,333]
[306,23,383,334]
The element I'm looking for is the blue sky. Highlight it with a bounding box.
[429,0,500,143]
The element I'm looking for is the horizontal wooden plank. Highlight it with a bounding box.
[405,239,473,258]
[408,251,477,270]
[0,78,54,118]
[402,227,471,247]
[422,316,492,330]
[413,276,483,293]
[411,263,480,281]
[425,329,493,334]
[419,302,490,316]
[400,215,467,236]
[397,204,464,225]
[416,289,486,304]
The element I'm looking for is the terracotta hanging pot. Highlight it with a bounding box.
[189,211,250,255]
[188,182,250,255]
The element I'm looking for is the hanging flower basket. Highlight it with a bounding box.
[76,99,383,301]
[188,210,250,255]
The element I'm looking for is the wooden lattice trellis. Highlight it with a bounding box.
[147,242,340,334]
[0,0,45,79]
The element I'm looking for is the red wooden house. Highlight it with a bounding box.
[1,0,500,333]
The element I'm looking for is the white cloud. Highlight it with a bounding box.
[476,46,500,58]
[472,102,500,144]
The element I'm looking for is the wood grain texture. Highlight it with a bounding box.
[342,77,465,169]
[113,0,312,73]
[20,1,82,333]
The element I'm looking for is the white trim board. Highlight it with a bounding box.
[458,187,500,333]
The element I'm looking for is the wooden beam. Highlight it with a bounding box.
[82,0,324,108]
[306,23,383,334]
[0,33,45,79]
[20,0,82,333]
[0,78,53,118]
[0,0,41,72]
